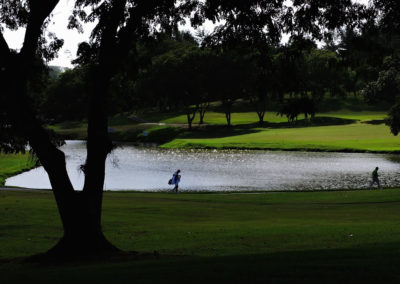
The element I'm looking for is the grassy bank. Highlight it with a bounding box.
[49,107,400,152]
[156,110,398,152]
[0,153,36,186]
[1,189,400,282]
[162,122,400,152]
[157,110,398,152]
[157,110,386,125]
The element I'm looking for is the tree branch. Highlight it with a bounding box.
[83,0,127,194]
[0,31,11,69]
[5,0,76,197]
[0,31,10,56]
[20,0,60,64]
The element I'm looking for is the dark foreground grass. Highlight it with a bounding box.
[1,189,400,283]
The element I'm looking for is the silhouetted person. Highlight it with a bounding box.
[369,167,380,189]
[171,169,181,193]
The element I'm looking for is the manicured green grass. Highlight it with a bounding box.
[155,109,397,152]
[323,110,387,122]
[163,122,400,152]
[49,109,397,152]
[1,189,400,282]
[0,153,36,186]
[160,110,387,125]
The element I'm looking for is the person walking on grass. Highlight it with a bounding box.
[171,169,181,193]
[369,167,380,189]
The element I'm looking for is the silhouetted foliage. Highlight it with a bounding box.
[363,56,400,104]
[278,97,316,122]
[41,67,89,122]
[386,103,400,136]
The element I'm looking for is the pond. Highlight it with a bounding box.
[6,140,400,191]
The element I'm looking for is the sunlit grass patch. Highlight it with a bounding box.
[160,110,388,126]
[48,108,395,152]
[162,123,400,152]
[0,153,36,186]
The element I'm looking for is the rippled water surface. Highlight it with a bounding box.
[6,140,400,191]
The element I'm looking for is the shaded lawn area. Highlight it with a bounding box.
[1,189,400,282]
[3,247,400,283]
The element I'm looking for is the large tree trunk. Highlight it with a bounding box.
[53,0,129,256]
[47,192,118,256]
[1,0,128,258]
[46,64,117,256]
[3,42,117,259]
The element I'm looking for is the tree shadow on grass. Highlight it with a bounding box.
[3,243,400,283]
[205,116,356,131]
[181,116,357,140]
[180,126,259,139]
[104,116,357,143]
[362,119,385,125]
[136,111,185,123]
[256,116,357,129]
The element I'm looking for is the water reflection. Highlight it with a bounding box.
[6,141,400,191]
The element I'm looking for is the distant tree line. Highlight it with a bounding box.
[37,27,397,128]
[32,0,400,129]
